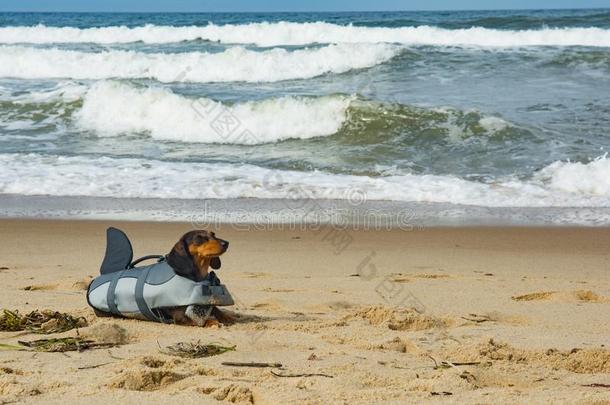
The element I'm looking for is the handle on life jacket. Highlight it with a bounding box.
[128,255,165,269]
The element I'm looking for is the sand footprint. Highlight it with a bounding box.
[345,305,451,331]
[110,369,188,391]
[198,384,255,404]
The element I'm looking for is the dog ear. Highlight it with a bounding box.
[210,257,221,270]
[166,238,197,279]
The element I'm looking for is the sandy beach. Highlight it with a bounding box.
[0,219,608,404]
[2,4,610,405]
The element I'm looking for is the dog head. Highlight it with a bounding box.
[166,230,229,281]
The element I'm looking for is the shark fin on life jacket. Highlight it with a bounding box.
[100,227,133,274]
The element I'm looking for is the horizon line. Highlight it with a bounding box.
[0,7,608,13]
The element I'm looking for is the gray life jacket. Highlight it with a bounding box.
[87,227,234,323]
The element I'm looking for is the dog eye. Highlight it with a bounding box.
[193,235,207,245]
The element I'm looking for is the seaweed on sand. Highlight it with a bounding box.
[0,309,87,334]
[160,341,236,358]
[17,337,117,352]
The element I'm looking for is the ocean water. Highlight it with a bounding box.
[1,10,610,224]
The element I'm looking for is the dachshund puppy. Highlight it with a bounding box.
[163,230,234,327]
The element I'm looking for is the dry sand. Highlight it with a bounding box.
[0,219,609,404]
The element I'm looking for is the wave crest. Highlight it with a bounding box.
[76,81,352,144]
[1,23,610,47]
[0,43,400,83]
[74,81,528,145]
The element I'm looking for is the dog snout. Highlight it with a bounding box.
[220,239,229,250]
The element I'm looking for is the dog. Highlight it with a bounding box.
[163,230,234,327]
[89,229,235,327]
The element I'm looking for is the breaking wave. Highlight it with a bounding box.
[75,81,352,143]
[73,81,528,144]
[0,43,401,83]
[1,23,610,47]
[0,153,609,207]
[1,81,528,144]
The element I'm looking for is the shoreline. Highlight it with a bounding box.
[2,194,610,226]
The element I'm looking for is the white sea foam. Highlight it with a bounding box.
[478,116,510,133]
[76,81,352,144]
[0,80,88,103]
[536,154,610,196]
[0,43,400,83]
[0,153,609,207]
[1,23,609,47]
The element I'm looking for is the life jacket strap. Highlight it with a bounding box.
[106,270,125,316]
[135,265,168,323]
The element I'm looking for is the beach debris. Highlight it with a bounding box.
[78,362,113,370]
[429,356,480,385]
[17,337,117,352]
[161,341,235,358]
[0,309,22,331]
[581,383,610,388]
[461,313,493,323]
[0,342,23,350]
[0,309,87,334]
[428,356,482,370]
[222,361,282,368]
[431,391,453,396]
[271,370,333,378]
[427,354,485,386]
[511,291,556,301]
